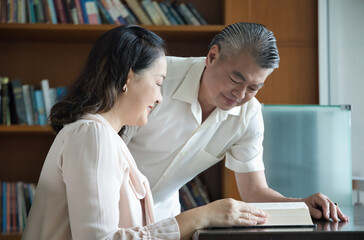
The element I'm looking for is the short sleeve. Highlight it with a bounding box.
[225,100,265,173]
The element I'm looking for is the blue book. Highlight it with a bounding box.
[95,0,115,24]
[34,90,47,125]
[80,0,89,24]
[56,86,67,102]
[2,182,6,233]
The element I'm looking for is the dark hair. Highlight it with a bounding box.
[209,22,280,70]
[50,25,166,133]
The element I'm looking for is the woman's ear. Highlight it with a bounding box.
[205,44,220,66]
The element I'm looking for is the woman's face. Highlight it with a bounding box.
[123,55,167,126]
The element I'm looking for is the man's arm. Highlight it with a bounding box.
[235,170,348,222]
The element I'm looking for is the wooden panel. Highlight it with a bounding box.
[257,46,319,104]
[222,167,241,200]
[0,132,55,183]
[224,0,250,25]
[247,0,318,43]
[0,41,92,87]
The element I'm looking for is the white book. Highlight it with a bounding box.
[248,202,315,227]
[41,79,52,118]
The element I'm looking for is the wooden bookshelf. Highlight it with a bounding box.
[0,0,319,238]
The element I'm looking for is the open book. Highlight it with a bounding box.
[247,202,315,227]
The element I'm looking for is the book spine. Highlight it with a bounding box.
[79,0,89,23]
[95,0,113,24]
[10,79,27,124]
[47,0,57,23]
[124,0,151,25]
[29,85,39,125]
[73,0,83,24]
[16,182,24,231]
[159,2,177,25]
[152,1,170,25]
[22,84,34,125]
[0,0,7,23]
[1,77,11,125]
[186,2,208,25]
[84,0,100,24]
[53,0,67,23]
[181,184,198,208]
[141,0,163,25]
[164,1,183,25]
[178,3,199,25]
[41,79,51,118]
[34,89,47,125]
[68,0,79,24]
[2,182,6,233]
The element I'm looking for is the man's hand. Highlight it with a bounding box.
[303,193,348,222]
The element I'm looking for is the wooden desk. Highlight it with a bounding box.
[193,205,364,240]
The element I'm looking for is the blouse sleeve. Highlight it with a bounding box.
[61,121,180,240]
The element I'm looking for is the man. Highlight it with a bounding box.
[123,22,348,222]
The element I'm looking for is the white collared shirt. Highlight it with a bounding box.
[124,56,265,221]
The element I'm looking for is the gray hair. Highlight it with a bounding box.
[209,22,280,70]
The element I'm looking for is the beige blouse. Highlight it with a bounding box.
[22,114,180,240]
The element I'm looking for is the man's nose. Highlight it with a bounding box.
[232,87,245,101]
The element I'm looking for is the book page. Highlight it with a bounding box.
[248,202,315,227]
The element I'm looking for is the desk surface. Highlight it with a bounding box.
[193,205,364,240]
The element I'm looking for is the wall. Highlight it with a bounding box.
[319,0,364,177]
[319,0,364,204]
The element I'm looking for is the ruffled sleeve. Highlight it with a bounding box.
[120,217,180,240]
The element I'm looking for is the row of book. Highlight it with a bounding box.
[0,77,66,126]
[179,176,210,211]
[0,0,209,25]
[0,181,36,233]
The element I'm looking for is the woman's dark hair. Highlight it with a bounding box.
[50,25,166,133]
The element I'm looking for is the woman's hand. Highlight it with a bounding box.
[202,198,268,227]
[175,198,268,240]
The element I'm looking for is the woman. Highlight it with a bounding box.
[22,25,268,240]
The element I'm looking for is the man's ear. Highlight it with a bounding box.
[206,44,220,66]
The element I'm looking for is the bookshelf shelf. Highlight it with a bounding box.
[0,234,21,240]
[0,125,54,134]
[0,24,225,43]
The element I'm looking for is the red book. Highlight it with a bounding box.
[53,0,67,23]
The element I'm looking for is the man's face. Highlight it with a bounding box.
[199,45,271,111]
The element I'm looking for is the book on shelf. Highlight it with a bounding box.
[152,1,170,25]
[1,77,11,126]
[141,0,163,25]
[10,79,27,125]
[1,181,36,233]
[247,202,315,227]
[186,2,208,25]
[22,84,34,125]
[159,1,178,25]
[125,0,152,25]
[179,176,211,211]
[0,77,67,126]
[177,3,200,26]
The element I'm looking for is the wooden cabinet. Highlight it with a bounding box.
[0,0,318,238]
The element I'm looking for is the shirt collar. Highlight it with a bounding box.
[172,60,205,104]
